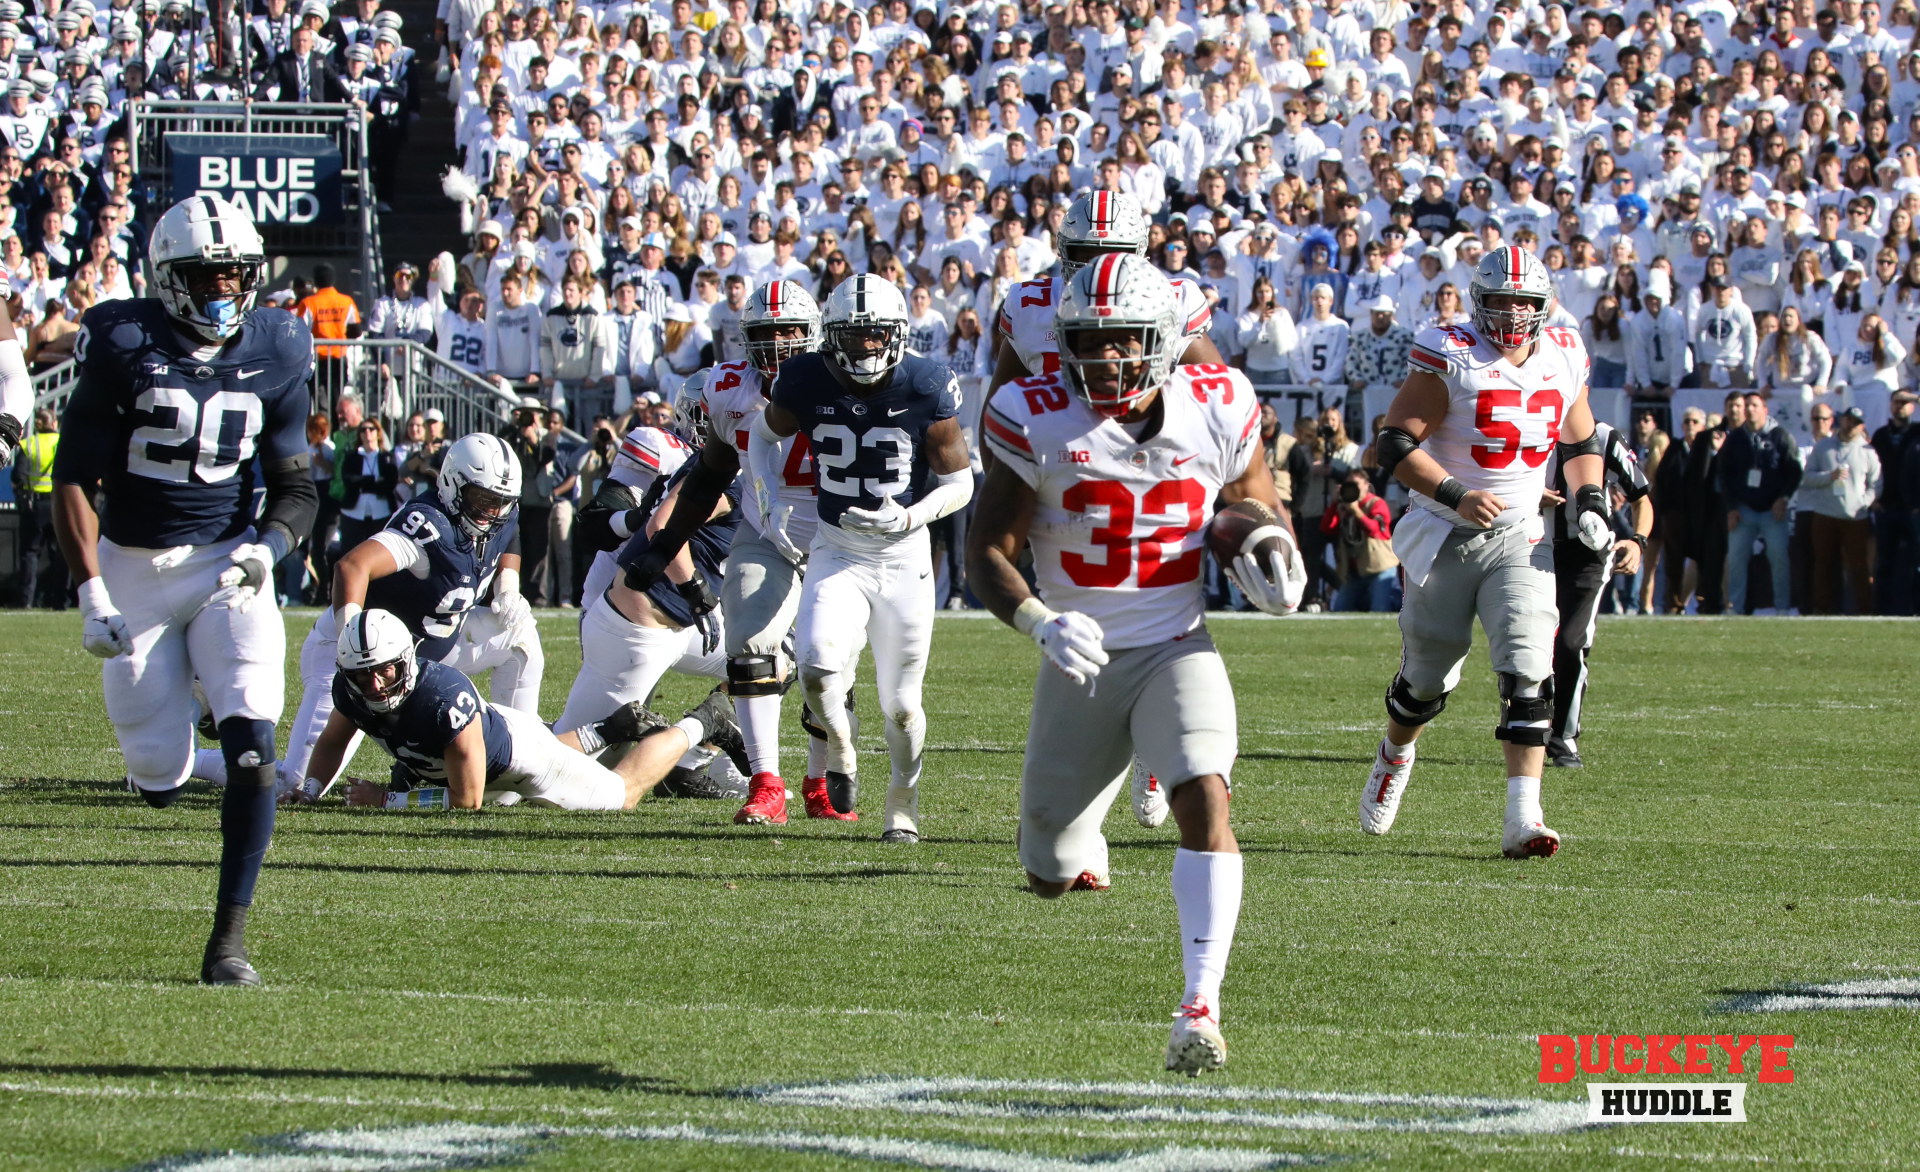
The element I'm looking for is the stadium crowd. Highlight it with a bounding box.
[10,0,1920,617]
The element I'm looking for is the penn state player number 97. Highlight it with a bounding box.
[811,423,913,497]
[127,386,264,484]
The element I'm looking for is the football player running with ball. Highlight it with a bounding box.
[620,280,848,825]
[1359,245,1612,858]
[50,196,318,985]
[745,274,973,842]
[967,254,1306,1075]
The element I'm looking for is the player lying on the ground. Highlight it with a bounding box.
[1359,245,1609,858]
[968,252,1305,1076]
[745,273,974,843]
[193,432,542,795]
[50,194,317,986]
[621,281,855,826]
[291,609,747,810]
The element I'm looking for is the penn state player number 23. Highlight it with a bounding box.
[812,423,912,497]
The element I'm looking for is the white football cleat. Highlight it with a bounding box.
[1130,761,1169,828]
[1502,818,1561,859]
[1359,740,1414,835]
[1165,997,1226,1075]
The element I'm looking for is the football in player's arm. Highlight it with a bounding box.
[48,196,317,986]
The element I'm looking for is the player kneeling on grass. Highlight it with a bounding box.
[291,609,744,811]
[965,253,1305,1076]
[1359,245,1611,858]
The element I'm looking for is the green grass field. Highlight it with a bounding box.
[0,611,1916,1171]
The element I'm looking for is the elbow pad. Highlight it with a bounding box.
[258,454,318,561]
[1375,425,1420,480]
[1558,430,1604,460]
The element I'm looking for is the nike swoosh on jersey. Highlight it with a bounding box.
[237,368,265,379]
[1172,454,1197,466]
[888,407,908,416]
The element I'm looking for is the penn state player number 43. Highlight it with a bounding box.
[50,195,318,987]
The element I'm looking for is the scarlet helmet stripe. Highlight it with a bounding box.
[1091,252,1124,303]
[1508,246,1521,284]
[1094,189,1110,230]
[768,281,782,314]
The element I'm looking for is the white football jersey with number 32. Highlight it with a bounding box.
[983,364,1261,649]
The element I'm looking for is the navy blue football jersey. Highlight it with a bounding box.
[770,352,959,528]
[613,461,741,626]
[365,496,520,661]
[331,658,513,784]
[52,300,313,548]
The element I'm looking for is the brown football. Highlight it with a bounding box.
[1207,500,1288,567]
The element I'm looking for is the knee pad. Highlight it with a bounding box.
[726,654,785,697]
[217,717,278,771]
[1385,673,1449,727]
[1495,673,1554,746]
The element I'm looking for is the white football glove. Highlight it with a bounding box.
[839,493,910,537]
[1226,527,1308,616]
[1019,604,1108,686]
[78,577,133,659]
[216,541,276,612]
[491,589,531,631]
[1572,486,1614,553]
[757,483,803,563]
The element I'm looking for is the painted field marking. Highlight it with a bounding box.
[748,1076,1592,1135]
[136,1121,1325,1172]
[1721,976,1920,1013]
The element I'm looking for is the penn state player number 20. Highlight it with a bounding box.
[127,386,263,484]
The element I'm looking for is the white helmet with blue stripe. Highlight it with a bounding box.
[150,195,267,341]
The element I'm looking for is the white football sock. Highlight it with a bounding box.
[1507,775,1543,825]
[1172,848,1242,1011]
[1384,737,1416,760]
[806,734,828,779]
[191,748,228,786]
[674,716,707,746]
[735,693,783,777]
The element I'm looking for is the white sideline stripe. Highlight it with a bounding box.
[1724,977,1920,1013]
[750,1077,1591,1135]
[135,1121,1318,1172]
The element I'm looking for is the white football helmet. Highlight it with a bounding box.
[150,195,267,341]
[1470,244,1556,350]
[741,279,822,378]
[1058,190,1151,278]
[673,368,710,444]
[437,432,523,542]
[1055,253,1180,417]
[821,274,909,385]
[336,609,418,714]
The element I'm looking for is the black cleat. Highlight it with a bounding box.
[655,763,750,800]
[201,953,262,987]
[879,828,919,844]
[825,769,859,815]
[687,689,751,775]
[1547,738,1583,769]
[599,700,667,745]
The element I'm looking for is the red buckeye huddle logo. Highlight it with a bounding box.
[1540,1034,1795,1124]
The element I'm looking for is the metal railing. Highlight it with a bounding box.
[126,100,383,300]
[28,339,524,442]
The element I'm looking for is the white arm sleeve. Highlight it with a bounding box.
[0,337,28,425]
[745,411,786,508]
[369,530,430,577]
[903,466,973,530]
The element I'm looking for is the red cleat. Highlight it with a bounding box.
[1068,869,1111,891]
[802,776,858,821]
[734,772,788,825]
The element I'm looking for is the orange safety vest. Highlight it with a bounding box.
[297,287,361,359]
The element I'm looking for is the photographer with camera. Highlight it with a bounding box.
[1320,467,1400,612]
[1298,406,1360,611]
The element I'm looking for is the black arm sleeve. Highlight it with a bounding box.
[259,453,319,553]
[644,448,736,565]
[575,478,642,555]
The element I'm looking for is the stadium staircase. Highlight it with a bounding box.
[376,0,469,274]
